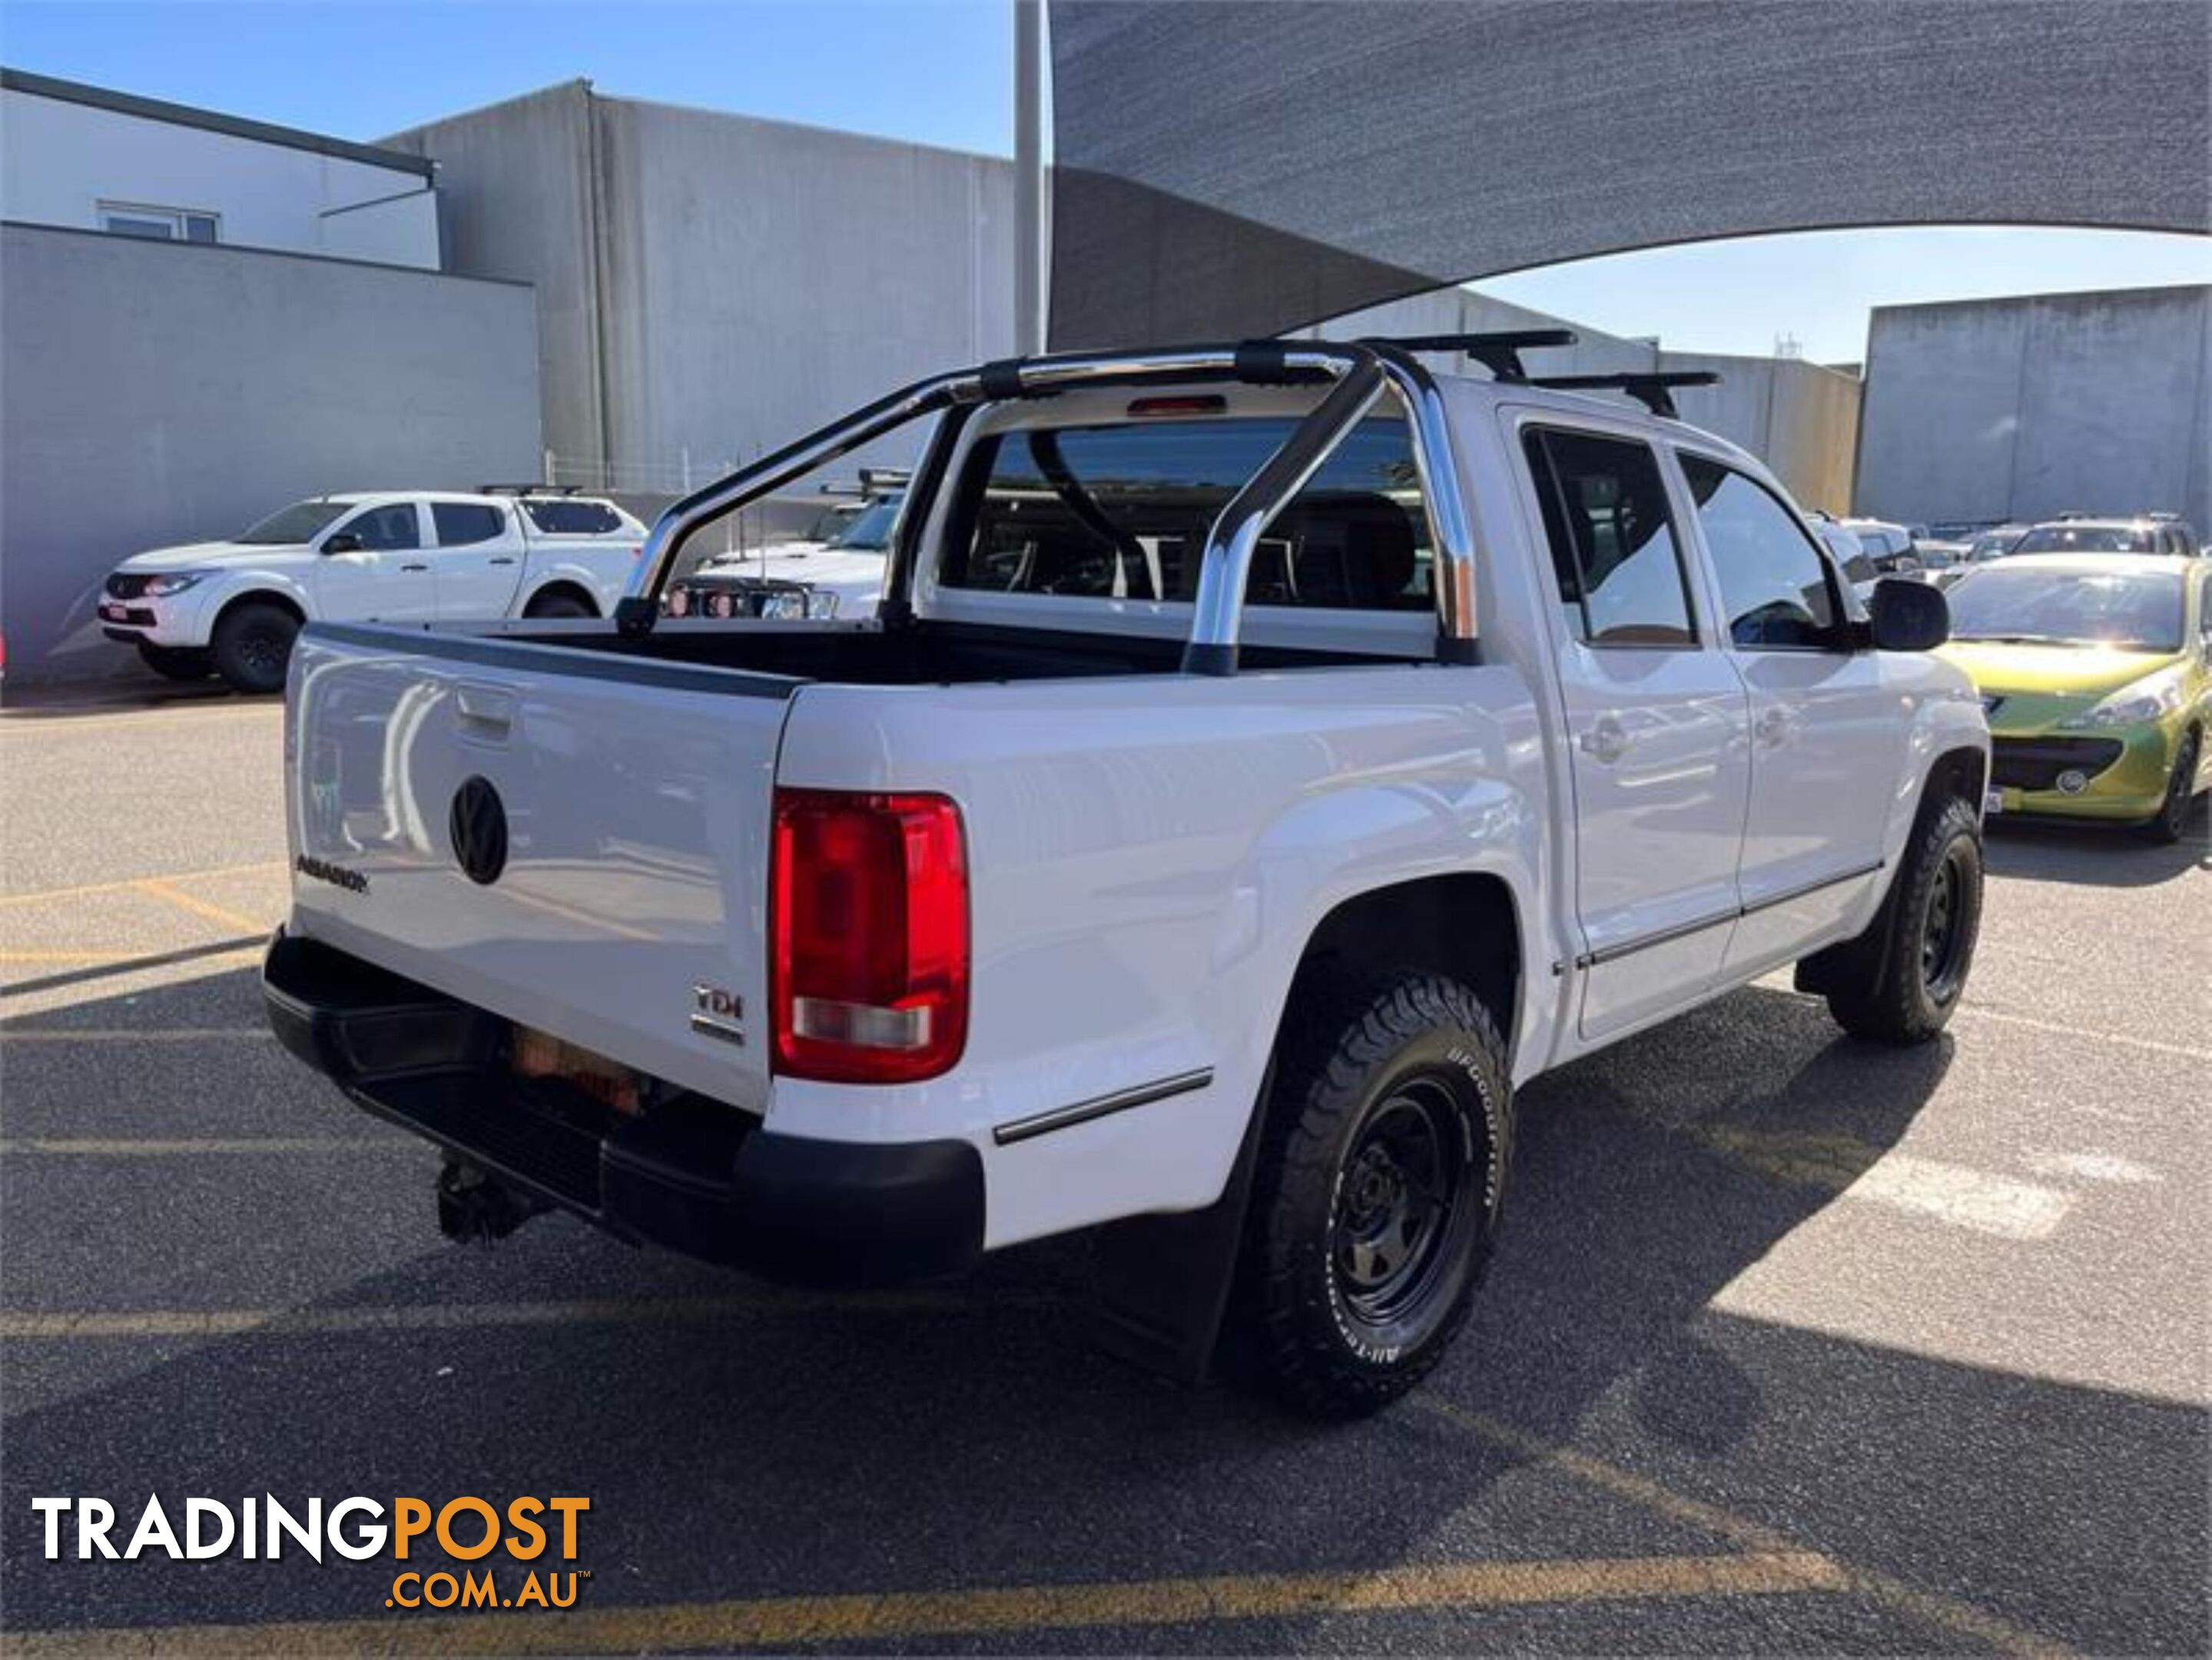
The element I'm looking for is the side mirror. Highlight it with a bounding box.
[322,533,364,555]
[1867,576,1949,652]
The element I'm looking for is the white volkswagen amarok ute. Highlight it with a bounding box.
[264,333,1988,1416]
[99,489,646,692]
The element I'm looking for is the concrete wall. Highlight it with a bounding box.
[1308,290,1864,513]
[1857,285,2211,531]
[383,84,1016,503]
[1,85,439,269]
[1,224,540,681]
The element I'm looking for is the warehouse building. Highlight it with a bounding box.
[1855,284,2210,533]
[0,69,541,681]
[380,81,1017,501]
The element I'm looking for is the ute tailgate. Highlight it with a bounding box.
[285,624,795,1111]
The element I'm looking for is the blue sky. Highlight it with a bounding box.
[6,1,2204,364]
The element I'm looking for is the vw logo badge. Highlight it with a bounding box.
[449,775,509,885]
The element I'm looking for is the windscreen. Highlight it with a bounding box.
[1948,567,2184,652]
[828,496,904,552]
[2014,524,2155,554]
[238,500,349,545]
[942,417,1431,610]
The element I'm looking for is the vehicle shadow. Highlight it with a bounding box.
[1983,812,2210,888]
[0,676,270,718]
[1,974,2202,1653]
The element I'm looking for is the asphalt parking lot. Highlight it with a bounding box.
[2,686,2206,1656]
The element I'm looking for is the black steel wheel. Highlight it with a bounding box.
[210,601,300,696]
[1229,970,1511,1419]
[1825,792,1983,1044]
[2141,729,2201,845]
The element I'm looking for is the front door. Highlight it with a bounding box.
[1673,451,1899,972]
[314,501,436,622]
[1515,420,1753,1042]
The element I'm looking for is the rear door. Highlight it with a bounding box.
[313,501,437,622]
[286,626,798,1110]
[428,500,529,619]
[1514,419,1753,1041]
[1673,451,1898,974]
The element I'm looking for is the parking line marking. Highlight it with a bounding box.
[0,1137,413,1157]
[0,939,265,997]
[131,876,272,937]
[0,1027,274,1041]
[1417,1400,2065,1658]
[0,860,284,909]
[0,1550,1843,1656]
[1695,1127,2075,1240]
[1955,1004,2211,1063]
[0,1290,1047,1341]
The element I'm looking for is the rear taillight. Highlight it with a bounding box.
[771,788,968,1084]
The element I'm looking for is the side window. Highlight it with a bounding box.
[433,503,506,548]
[1680,456,1841,650]
[343,503,422,552]
[1522,428,1697,647]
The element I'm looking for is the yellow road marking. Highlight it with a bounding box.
[0,951,144,964]
[1418,1400,2065,1658]
[131,876,273,937]
[0,1551,1841,1657]
[0,1289,1040,1342]
[0,1027,273,1041]
[0,1137,411,1157]
[0,860,284,910]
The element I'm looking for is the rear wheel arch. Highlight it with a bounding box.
[1286,873,1524,1057]
[522,582,599,619]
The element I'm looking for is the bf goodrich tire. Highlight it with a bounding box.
[1826,795,1984,1044]
[1229,970,1513,1419]
[210,603,300,696]
[2141,729,2201,845]
[135,640,214,682]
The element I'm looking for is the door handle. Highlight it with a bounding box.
[1578,716,1630,764]
[488,556,516,566]
[400,562,429,573]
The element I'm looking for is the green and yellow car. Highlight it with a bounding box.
[1938,553,2210,842]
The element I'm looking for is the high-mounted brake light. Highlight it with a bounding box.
[771,788,968,1084]
[1126,395,1227,418]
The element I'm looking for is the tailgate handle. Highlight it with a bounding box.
[454,685,516,741]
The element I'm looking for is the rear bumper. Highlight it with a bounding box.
[261,931,983,1284]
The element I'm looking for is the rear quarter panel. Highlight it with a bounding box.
[772,662,1551,1250]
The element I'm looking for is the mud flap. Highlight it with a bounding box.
[1087,1091,1265,1386]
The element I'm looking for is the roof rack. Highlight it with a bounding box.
[479,483,586,497]
[1359,328,1578,381]
[1530,371,1720,420]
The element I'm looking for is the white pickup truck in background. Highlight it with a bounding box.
[663,490,905,622]
[99,488,647,692]
[263,332,1988,1416]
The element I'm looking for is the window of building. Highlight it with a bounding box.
[1680,454,1841,649]
[98,203,220,244]
[432,503,506,547]
[943,417,1432,610]
[1522,427,1697,647]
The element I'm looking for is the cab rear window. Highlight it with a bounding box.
[940,417,1433,610]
